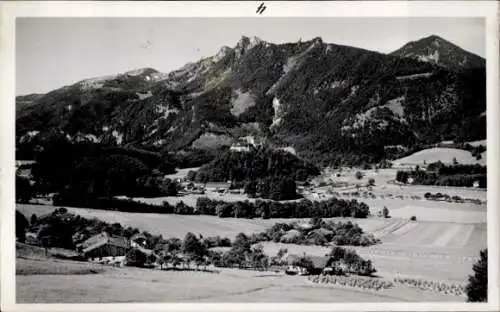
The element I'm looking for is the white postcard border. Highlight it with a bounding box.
[1,1,498,311]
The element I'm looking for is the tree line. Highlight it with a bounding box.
[194,197,371,219]
[20,134,187,205]
[44,195,372,220]
[396,162,486,188]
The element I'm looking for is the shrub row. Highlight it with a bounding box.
[336,191,422,201]
[393,277,466,297]
[424,192,484,205]
[308,275,394,292]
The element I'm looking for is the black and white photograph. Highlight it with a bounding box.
[1,1,499,310]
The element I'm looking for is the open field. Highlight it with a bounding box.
[392,147,485,166]
[259,241,477,283]
[16,203,486,250]
[17,200,486,286]
[17,258,461,303]
[311,168,486,208]
[16,244,105,276]
[315,168,486,201]
[164,167,200,180]
[130,192,260,208]
[17,258,104,276]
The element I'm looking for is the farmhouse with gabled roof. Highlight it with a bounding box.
[76,232,130,259]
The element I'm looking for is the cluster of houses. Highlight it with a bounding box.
[181,181,244,196]
[283,254,348,276]
[26,224,349,276]
[73,232,152,266]
[229,136,263,152]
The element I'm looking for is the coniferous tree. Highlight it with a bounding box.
[466,249,488,302]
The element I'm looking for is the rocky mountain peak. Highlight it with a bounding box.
[235,36,265,57]
[390,34,485,71]
[16,34,486,165]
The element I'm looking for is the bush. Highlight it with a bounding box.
[367,178,375,186]
[410,216,417,221]
[395,171,409,184]
[355,171,363,180]
[382,207,390,218]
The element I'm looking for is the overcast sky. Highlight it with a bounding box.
[16,17,485,95]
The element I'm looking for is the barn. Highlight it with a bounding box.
[205,182,231,193]
[77,232,129,259]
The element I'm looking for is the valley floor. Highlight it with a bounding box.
[16,201,485,303]
[15,168,487,303]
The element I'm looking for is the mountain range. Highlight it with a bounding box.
[16,34,486,165]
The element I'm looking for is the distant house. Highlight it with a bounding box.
[473,180,480,188]
[205,182,231,193]
[285,254,331,275]
[183,182,205,194]
[285,254,307,275]
[190,189,205,195]
[77,232,129,259]
[278,146,297,155]
[25,232,39,245]
[309,255,332,275]
[230,145,251,152]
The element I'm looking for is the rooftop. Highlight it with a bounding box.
[78,232,129,254]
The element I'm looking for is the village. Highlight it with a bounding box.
[23,210,362,278]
